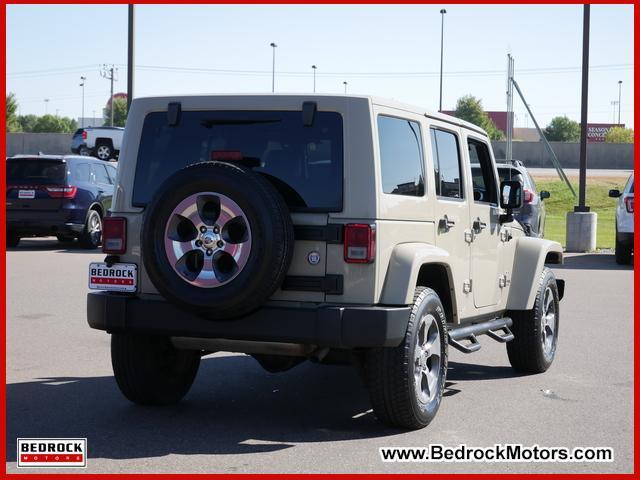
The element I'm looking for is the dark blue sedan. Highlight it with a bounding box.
[6,154,117,249]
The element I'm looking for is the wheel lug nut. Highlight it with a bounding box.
[213,226,220,234]
[217,240,224,248]
[206,249,213,256]
[200,226,207,233]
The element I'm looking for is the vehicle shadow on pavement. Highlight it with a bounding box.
[552,253,633,271]
[6,238,101,254]
[447,362,521,381]
[7,355,405,462]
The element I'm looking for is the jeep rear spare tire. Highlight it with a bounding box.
[142,162,294,319]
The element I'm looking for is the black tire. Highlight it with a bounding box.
[111,333,201,405]
[615,232,632,265]
[79,210,102,249]
[79,146,91,156]
[142,162,294,319]
[507,267,559,373]
[7,231,20,248]
[57,234,75,244]
[95,142,112,161]
[364,287,448,429]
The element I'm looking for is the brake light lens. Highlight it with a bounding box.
[344,224,375,263]
[103,217,127,254]
[211,150,243,161]
[523,188,535,204]
[624,196,634,213]
[82,130,87,140]
[45,186,77,199]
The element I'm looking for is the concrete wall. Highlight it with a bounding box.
[7,133,73,157]
[491,141,634,169]
[6,133,634,170]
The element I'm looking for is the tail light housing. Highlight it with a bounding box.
[82,130,87,140]
[103,217,127,254]
[45,186,77,199]
[523,188,535,204]
[344,224,375,264]
[624,196,634,213]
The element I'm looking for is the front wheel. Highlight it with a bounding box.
[95,143,112,161]
[111,333,201,405]
[364,287,448,429]
[507,267,559,373]
[615,233,632,265]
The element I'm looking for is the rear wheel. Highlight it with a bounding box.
[79,146,91,156]
[95,143,112,161]
[615,232,632,265]
[364,287,448,429]
[79,210,102,249]
[507,267,559,373]
[111,333,201,405]
[7,231,20,248]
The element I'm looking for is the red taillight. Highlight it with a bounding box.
[523,188,535,204]
[344,224,375,264]
[45,186,77,199]
[211,150,243,161]
[82,130,87,140]
[624,196,634,213]
[103,217,127,254]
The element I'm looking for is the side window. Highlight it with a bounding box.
[106,165,117,184]
[468,138,497,204]
[92,164,112,185]
[72,163,91,183]
[430,128,463,199]
[377,115,425,197]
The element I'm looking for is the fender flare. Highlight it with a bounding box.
[506,237,564,310]
[379,242,455,306]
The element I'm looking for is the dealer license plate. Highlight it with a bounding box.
[88,262,137,292]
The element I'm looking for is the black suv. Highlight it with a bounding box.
[6,155,116,248]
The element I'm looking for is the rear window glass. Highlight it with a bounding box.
[133,110,344,212]
[497,167,530,189]
[7,160,66,185]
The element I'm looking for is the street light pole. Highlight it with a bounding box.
[617,80,622,125]
[312,65,317,93]
[270,43,277,92]
[80,76,86,128]
[439,8,447,112]
[44,98,49,115]
[343,81,348,94]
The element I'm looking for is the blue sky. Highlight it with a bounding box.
[6,4,634,128]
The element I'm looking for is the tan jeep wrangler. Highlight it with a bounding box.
[87,94,565,429]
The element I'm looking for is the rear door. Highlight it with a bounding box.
[91,162,114,211]
[6,158,67,212]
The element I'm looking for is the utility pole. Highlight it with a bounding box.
[312,65,317,93]
[80,76,86,128]
[127,4,135,112]
[617,80,622,125]
[439,9,447,112]
[101,64,118,126]
[270,43,277,92]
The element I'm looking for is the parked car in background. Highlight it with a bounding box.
[472,160,549,237]
[6,154,117,249]
[71,126,124,161]
[609,173,634,265]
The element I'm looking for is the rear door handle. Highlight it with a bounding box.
[473,218,487,233]
[439,215,456,232]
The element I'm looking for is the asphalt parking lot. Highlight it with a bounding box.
[6,238,634,473]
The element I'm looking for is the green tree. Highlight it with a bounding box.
[103,97,128,127]
[7,93,22,132]
[605,126,634,143]
[543,116,580,142]
[31,114,77,133]
[18,114,39,132]
[453,95,504,140]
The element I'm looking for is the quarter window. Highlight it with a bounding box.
[430,128,463,199]
[377,115,425,197]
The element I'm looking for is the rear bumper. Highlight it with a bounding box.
[7,209,85,236]
[87,292,411,348]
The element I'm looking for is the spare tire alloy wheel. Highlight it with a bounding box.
[164,192,252,287]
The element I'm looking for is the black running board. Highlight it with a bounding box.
[448,317,514,354]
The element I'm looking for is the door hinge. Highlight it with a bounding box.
[500,228,512,243]
[498,273,511,288]
[463,279,472,293]
[464,229,474,243]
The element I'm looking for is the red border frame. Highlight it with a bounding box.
[2,1,638,477]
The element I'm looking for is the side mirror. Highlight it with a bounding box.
[609,189,622,198]
[540,190,551,200]
[500,180,522,223]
